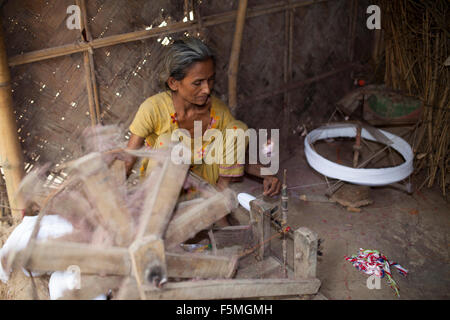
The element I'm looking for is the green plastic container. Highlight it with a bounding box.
[367,92,421,119]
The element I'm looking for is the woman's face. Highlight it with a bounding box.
[168,58,215,107]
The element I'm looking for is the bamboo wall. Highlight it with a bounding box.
[0,0,374,215]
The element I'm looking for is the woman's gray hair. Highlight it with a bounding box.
[159,37,215,89]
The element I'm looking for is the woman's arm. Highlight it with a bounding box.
[125,134,145,177]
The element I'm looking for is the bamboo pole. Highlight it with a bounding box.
[227,0,248,113]
[82,51,97,126]
[283,5,289,101]
[184,0,190,18]
[372,29,383,66]
[283,2,294,150]
[288,7,294,86]
[281,169,288,278]
[193,0,203,35]
[0,19,25,220]
[348,0,358,62]
[7,21,196,67]
[77,0,101,126]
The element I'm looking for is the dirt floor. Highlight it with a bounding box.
[229,133,450,300]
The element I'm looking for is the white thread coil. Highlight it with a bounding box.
[304,124,413,186]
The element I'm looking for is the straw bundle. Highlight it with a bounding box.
[377,0,449,196]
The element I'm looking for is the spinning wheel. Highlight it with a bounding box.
[2,126,321,300]
[305,123,414,188]
[7,144,238,299]
[304,88,416,196]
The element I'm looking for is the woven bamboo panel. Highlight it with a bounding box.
[198,0,235,17]
[235,11,285,131]
[1,0,80,57]
[86,0,186,39]
[9,52,88,167]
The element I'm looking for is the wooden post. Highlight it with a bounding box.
[281,169,288,277]
[353,125,362,167]
[294,227,318,279]
[227,0,248,113]
[129,154,189,294]
[193,0,204,35]
[348,0,358,63]
[77,0,101,126]
[128,235,167,298]
[372,29,383,66]
[82,49,97,126]
[249,198,272,259]
[283,1,294,151]
[0,20,25,220]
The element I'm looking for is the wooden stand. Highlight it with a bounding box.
[248,197,321,295]
[249,198,272,259]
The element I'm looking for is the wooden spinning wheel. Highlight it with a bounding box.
[7,145,321,300]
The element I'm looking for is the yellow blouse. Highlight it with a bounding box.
[129,91,248,185]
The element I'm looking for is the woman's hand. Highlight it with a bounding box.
[244,164,282,197]
[263,175,281,197]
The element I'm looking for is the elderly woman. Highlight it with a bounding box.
[125,37,281,204]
